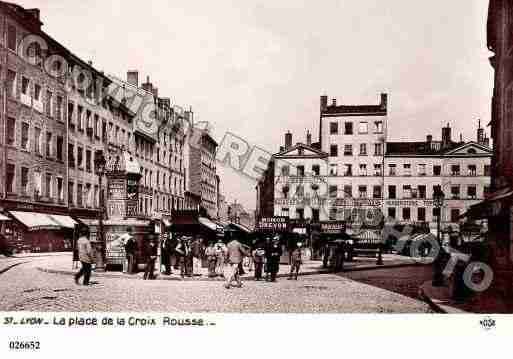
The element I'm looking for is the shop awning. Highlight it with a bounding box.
[48,214,78,229]
[170,213,200,234]
[199,217,220,232]
[8,211,76,231]
[461,187,513,220]
[229,222,252,233]
[0,214,11,221]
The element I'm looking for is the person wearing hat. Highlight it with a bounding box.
[175,236,191,278]
[288,242,303,280]
[267,236,282,282]
[252,242,266,281]
[124,229,137,274]
[205,241,217,278]
[214,239,226,277]
[143,239,158,280]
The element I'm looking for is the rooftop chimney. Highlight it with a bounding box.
[477,119,485,144]
[152,87,159,99]
[26,8,40,20]
[127,70,139,87]
[285,131,292,149]
[380,93,388,110]
[442,123,452,148]
[460,133,463,143]
[279,146,285,152]
[332,98,337,106]
[426,134,432,143]
[142,75,153,93]
[306,130,312,146]
[320,95,328,112]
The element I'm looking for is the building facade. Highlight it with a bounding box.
[0,1,214,252]
[257,94,492,235]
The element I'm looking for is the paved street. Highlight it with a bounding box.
[0,255,433,313]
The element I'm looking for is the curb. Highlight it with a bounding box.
[37,262,422,282]
[418,285,468,314]
[0,261,29,275]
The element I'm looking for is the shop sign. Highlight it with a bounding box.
[320,221,346,233]
[332,199,382,207]
[108,179,125,200]
[107,200,126,218]
[257,217,288,231]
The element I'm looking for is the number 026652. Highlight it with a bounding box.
[9,341,40,350]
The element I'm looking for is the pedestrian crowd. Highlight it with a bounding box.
[73,225,305,289]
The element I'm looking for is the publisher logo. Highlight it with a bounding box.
[479,317,496,331]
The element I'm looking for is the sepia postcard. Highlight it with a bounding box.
[0,0,511,356]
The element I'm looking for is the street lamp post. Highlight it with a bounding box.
[94,151,107,271]
[432,186,445,286]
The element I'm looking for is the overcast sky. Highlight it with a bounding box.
[18,0,493,211]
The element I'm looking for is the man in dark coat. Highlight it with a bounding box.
[160,235,172,275]
[264,236,272,281]
[143,240,157,280]
[124,235,137,274]
[267,237,282,282]
[175,236,191,278]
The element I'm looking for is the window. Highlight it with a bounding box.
[389,164,396,176]
[94,114,99,138]
[312,164,320,176]
[45,173,52,198]
[21,167,29,195]
[329,208,337,221]
[451,185,460,199]
[296,185,304,198]
[418,164,426,176]
[56,96,63,121]
[56,137,63,161]
[388,207,396,219]
[358,185,367,198]
[68,144,75,168]
[102,120,107,142]
[359,164,367,176]
[484,165,491,176]
[46,90,53,117]
[344,164,352,176]
[296,208,304,220]
[343,185,352,198]
[467,185,477,199]
[388,185,396,199]
[374,121,383,133]
[34,84,41,102]
[433,165,441,176]
[374,143,383,156]
[402,207,411,220]
[77,146,83,168]
[468,165,477,176]
[344,144,352,156]
[77,184,83,207]
[329,164,337,176]
[33,171,41,196]
[6,164,15,193]
[450,209,460,223]
[21,123,29,150]
[57,178,63,202]
[330,122,338,134]
[359,122,368,134]
[403,164,411,176]
[7,24,16,51]
[77,106,83,130]
[373,185,382,199]
[46,132,52,157]
[34,127,41,155]
[312,209,320,222]
[281,165,289,176]
[329,185,338,198]
[21,77,30,95]
[7,70,16,97]
[451,165,460,176]
[297,165,305,177]
[282,208,289,218]
[418,207,426,222]
[403,185,412,198]
[344,122,353,135]
[360,143,367,155]
[330,144,338,156]
[418,185,426,199]
[374,164,382,176]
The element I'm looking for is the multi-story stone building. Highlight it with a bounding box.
[185,125,218,218]
[319,94,387,224]
[257,94,492,235]
[384,123,491,230]
[0,2,72,251]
